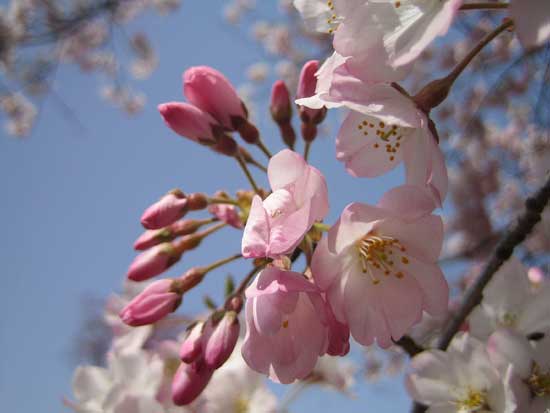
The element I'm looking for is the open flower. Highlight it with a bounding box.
[406,333,516,413]
[487,330,550,412]
[469,257,550,340]
[241,266,329,384]
[241,149,329,259]
[298,67,448,204]
[311,185,448,347]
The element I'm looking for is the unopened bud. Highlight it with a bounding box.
[141,189,188,230]
[133,219,205,251]
[175,233,203,253]
[204,311,240,369]
[187,193,208,210]
[119,279,182,326]
[127,243,181,281]
[270,80,292,124]
[172,360,213,406]
[413,76,453,114]
[184,66,247,130]
[158,102,219,145]
[179,322,205,363]
[208,203,242,229]
[226,295,243,313]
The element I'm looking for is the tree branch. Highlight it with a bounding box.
[437,174,550,350]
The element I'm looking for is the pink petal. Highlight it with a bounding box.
[406,255,449,316]
[241,195,270,258]
[311,236,342,291]
[267,149,307,191]
[377,184,437,220]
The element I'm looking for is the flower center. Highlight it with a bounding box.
[234,397,249,413]
[527,363,550,397]
[326,1,340,34]
[455,389,488,412]
[356,119,404,162]
[498,312,518,328]
[356,234,409,285]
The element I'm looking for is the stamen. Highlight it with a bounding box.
[356,233,410,284]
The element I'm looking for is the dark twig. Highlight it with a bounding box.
[394,336,424,358]
[437,174,550,350]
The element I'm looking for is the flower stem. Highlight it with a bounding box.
[304,141,311,162]
[460,2,508,10]
[204,253,242,273]
[256,139,273,159]
[207,197,240,206]
[437,174,550,351]
[235,154,260,194]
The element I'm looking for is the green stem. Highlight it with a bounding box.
[236,154,260,194]
[256,139,273,159]
[207,197,240,206]
[204,253,242,273]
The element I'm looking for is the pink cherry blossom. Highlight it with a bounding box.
[157,102,220,145]
[311,185,448,347]
[241,149,329,259]
[298,68,448,204]
[119,279,182,326]
[333,0,462,80]
[179,322,205,363]
[140,190,188,230]
[241,266,329,384]
[183,66,247,130]
[296,60,323,122]
[510,0,550,49]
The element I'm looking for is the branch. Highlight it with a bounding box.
[394,336,424,358]
[437,174,550,350]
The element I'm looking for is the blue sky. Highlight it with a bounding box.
[0,1,415,411]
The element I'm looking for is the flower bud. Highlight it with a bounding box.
[119,279,182,326]
[208,203,242,228]
[183,66,247,130]
[127,243,180,281]
[158,102,220,145]
[141,189,188,230]
[270,80,292,124]
[297,60,327,127]
[133,219,205,251]
[179,322,205,363]
[172,360,214,406]
[204,311,240,369]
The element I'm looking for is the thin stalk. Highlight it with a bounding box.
[256,139,273,159]
[304,141,311,162]
[204,253,242,273]
[207,197,240,206]
[236,154,260,194]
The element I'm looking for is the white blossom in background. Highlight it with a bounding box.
[308,355,355,394]
[469,257,550,340]
[69,350,165,413]
[406,333,516,413]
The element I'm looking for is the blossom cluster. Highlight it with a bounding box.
[67,1,550,412]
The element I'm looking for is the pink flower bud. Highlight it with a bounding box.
[141,190,188,230]
[172,360,214,406]
[127,243,180,281]
[270,80,292,124]
[180,322,205,363]
[208,203,242,228]
[133,219,205,251]
[296,60,327,127]
[158,102,220,145]
[297,60,318,101]
[204,311,240,369]
[119,279,182,326]
[183,66,247,130]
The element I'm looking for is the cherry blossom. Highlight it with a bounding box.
[469,257,550,340]
[241,266,329,384]
[241,149,329,258]
[406,333,516,413]
[311,185,448,347]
